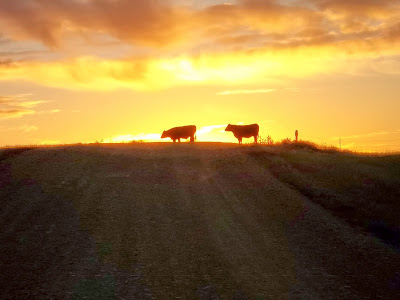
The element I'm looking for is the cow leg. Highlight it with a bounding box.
[254,135,258,144]
[173,139,176,143]
[190,135,194,142]
[178,138,181,143]
[238,138,242,144]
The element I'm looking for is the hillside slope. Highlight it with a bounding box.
[0,143,399,299]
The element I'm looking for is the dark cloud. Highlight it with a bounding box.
[385,22,400,41]
[0,1,331,49]
[0,59,15,67]
[0,0,182,48]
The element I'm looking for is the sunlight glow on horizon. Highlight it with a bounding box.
[0,0,399,152]
[103,125,236,144]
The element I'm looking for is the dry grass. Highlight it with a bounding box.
[248,143,400,248]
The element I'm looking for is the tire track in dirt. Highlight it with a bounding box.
[188,151,301,298]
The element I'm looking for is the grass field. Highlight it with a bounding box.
[249,142,400,248]
[0,143,399,299]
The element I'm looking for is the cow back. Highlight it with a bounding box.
[167,125,196,139]
[229,124,259,138]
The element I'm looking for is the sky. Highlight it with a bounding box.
[0,0,400,152]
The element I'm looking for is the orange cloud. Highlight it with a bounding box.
[0,0,398,53]
[0,0,399,91]
[315,0,398,17]
[1,39,400,91]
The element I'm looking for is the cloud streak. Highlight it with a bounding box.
[0,109,34,119]
[108,124,233,143]
[332,130,399,140]
[0,124,38,132]
[0,94,55,119]
[217,89,276,95]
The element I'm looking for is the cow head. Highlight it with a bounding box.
[161,130,167,139]
[225,124,232,132]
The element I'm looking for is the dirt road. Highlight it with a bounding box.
[0,143,399,299]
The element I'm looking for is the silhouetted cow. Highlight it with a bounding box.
[161,125,196,143]
[225,124,259,144]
